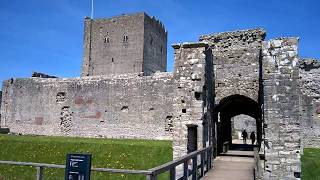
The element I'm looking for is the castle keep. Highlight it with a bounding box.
[1,12,320,179]
[81,13,167,76]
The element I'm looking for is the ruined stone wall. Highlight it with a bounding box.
[299,58,320,148]
[0,73,175,140]
[262,38,301,179]
[31,72,58,78]
[171,42,213,159]
[200,29,265,103]
[81,13,167,76]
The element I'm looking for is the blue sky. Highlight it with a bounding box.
[0,0,319,87]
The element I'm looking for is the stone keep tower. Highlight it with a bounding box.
[81,13,167,76]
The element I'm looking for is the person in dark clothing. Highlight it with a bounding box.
[242,130,248,144]
[250,132,256,145]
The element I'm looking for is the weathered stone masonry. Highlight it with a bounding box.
[262,38,301,179]
[299,59,320,148]
[0,42,213,161]
[200,28,265,103]
[1,12,320,180]
[200,29,265,154]
[81,13,167,76]
[0,73,175,139]
[171,43,214,159]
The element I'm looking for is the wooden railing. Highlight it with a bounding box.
[147,145,213,180]
[0,145,213,180]
[253,147,263,180]
[0,160,151,180]
[222,141,229,153]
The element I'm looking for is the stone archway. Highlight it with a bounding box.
[214,94,262,154]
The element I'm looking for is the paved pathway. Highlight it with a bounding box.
[203,151,254,180]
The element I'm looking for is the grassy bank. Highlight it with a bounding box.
[302,148,320,179]
[0,135,172,180]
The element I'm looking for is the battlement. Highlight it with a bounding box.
[144,13,167,35]
[87,12,166,31]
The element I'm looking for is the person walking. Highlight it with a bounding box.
[242,130,248,144]
[250,132,256,145]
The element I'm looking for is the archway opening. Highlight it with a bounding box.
[214,94,262,155]
[231,114,256,145]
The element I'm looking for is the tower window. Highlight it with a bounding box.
[104,37,109,43]
[123,35,128,42]
[150,37,153,45]
[160,45,163,53]
[111,58,114,62]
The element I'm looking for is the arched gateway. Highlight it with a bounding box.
[214,94,262,154]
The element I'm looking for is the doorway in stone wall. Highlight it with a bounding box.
[187,125,198,153]
[214,94,262,155]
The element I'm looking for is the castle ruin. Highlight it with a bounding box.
[1,12,320,179]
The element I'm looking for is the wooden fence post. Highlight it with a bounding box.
[170,166,176,180]
[146,173,157,180]
[200,152,204,177]
[205,150,208,173]
[36,166,44,180]
[192,156,197,180]
[183,161,188,179]
[210,147,213,169]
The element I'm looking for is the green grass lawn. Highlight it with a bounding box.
[0,135,172,180]
[302,148,320,180]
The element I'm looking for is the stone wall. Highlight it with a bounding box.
[81,13,144,76]
[0,42,214,162]
[143,15,167,75]
[299,58,320,148]
[262,38,301,179]
[200,29,265,103]
[171,42,214,159]
[81,13,167,76]
[0,73,175,140]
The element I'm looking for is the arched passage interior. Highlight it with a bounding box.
[214,94,262,154]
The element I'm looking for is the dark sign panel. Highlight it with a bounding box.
[65,153,92,180]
